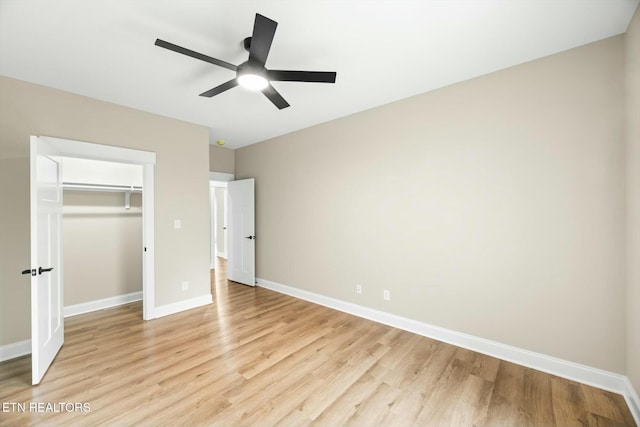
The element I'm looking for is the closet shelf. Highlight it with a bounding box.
[62,182,142,209]
[62,182,142,192]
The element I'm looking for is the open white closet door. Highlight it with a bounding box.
[227,178,255,286]
[28,136,64,384]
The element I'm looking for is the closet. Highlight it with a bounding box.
[61,157,143,314]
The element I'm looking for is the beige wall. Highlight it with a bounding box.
[236,36,626,373]
[63,191,142,306]
[209,144,235,174]
[0,76,211,347]
[626,7,640,395]
[0,158,30,345]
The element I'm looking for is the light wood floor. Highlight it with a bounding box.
[0,258,635,426]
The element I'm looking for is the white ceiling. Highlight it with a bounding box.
[1,0,638,149]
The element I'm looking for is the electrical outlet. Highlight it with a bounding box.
[174,219,181,229]
[383,289,390,301]
[181,281,189,291]
[356,284,362,295]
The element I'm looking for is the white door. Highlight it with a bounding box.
[227,179,255,286]
[29,136,64,384]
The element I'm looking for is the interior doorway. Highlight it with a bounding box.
[35,136,156,320]
[209,173,256,288]
[209,172,234,271]
[210,183,228,266]
[61,157,144,318]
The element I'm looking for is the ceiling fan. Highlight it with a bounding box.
[155,13,337,110]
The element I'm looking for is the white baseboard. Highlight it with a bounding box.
[257,277,640,424]
[64,291,143,318]
[0,339,31,362]
[624,377,640,426]
[153,294,213,319]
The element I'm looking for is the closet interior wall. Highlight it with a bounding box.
[63,190,142,306]
[62,158,143,309]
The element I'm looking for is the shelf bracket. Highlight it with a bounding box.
[125,189,132,210]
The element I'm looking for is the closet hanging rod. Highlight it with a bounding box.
[62,182,143,193]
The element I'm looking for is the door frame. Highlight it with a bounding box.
[38,136,157,320]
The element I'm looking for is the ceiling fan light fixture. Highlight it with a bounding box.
[238,73,268,91]
[155,13,336,109]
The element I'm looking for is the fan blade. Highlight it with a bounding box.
[200,79,239,97]
[155,39,237,72]
[262,84,290,109]
[248,14,277,67]
[267,70,337,83]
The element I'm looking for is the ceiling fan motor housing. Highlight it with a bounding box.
[237,61,265,78]
[243,37,252,52]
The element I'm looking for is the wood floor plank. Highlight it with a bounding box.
[380,341,432,392]
[384,389,429,427]
[303,348,386,421]
[551,376,589,426]
[0,257,635,427]
[485,391,533,427]
[582,383,637,426]
[471,352,502,383]
[522,368,555,426]
[346,380,402,426]
[414,357,474,425]
[406,342,458,395]
[310,370,381,426]
[449,373,495,426]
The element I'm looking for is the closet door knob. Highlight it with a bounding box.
[244,235,256,240]
[22,268,36,276]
